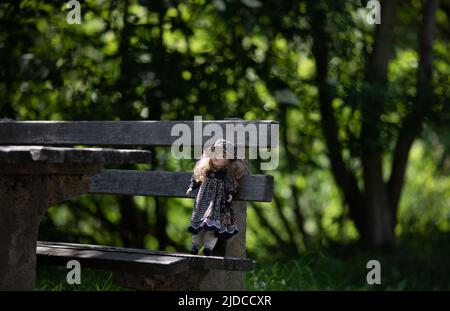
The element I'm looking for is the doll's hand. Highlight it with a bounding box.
[227,195,233,202]
[186,188,193,195]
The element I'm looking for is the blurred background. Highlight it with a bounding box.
[1,0,449,290]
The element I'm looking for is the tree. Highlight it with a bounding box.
[308,0,441,248]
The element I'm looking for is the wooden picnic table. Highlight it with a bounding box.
[0,146,151,290]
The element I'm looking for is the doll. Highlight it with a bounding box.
[186,139,248,256]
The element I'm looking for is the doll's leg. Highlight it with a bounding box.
[203,230,218,255]
[191,230,206,254]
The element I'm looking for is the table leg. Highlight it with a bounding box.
[0,175,91,290]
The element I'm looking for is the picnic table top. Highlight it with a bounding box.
[0,145,151,165]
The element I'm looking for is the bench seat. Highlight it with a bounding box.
[37,241,253,274]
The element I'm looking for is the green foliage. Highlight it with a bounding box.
[397,141,450,235]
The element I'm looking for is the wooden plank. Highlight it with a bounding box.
[0,120,278,147]
[37,241,252,271]
[0,146,151,164]
[89,170,274,202]
[0,163,101,175]
[37,244,189,275]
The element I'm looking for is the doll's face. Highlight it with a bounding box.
[211,157,230,168]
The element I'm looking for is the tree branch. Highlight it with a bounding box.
[388,0,440,214]
[273,194,298,253]
[308,3,364,233]
[249,202,295,255]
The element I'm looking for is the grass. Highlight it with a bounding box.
[36,232,450,291]
[247,232,450,290]
[36,266,126,291]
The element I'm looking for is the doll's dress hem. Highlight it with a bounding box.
[188,220,239,240]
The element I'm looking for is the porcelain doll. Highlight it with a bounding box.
[186,139,248,256]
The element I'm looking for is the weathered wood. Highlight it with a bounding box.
[37,241,253,271]
[0,146,151,165]
[0,120,278,147]
[90,170,274,202]
[0,174,94,290]
[37,245,189,275]
[0,163,101,175]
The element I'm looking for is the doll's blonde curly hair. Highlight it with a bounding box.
[193,154,248,184]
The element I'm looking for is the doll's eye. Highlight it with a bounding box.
[211,146,215,152]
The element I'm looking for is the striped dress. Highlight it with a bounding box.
[187,167,239,240]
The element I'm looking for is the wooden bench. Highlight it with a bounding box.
[0,120,276,290]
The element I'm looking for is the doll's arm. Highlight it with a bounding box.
[186,175,202,194]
